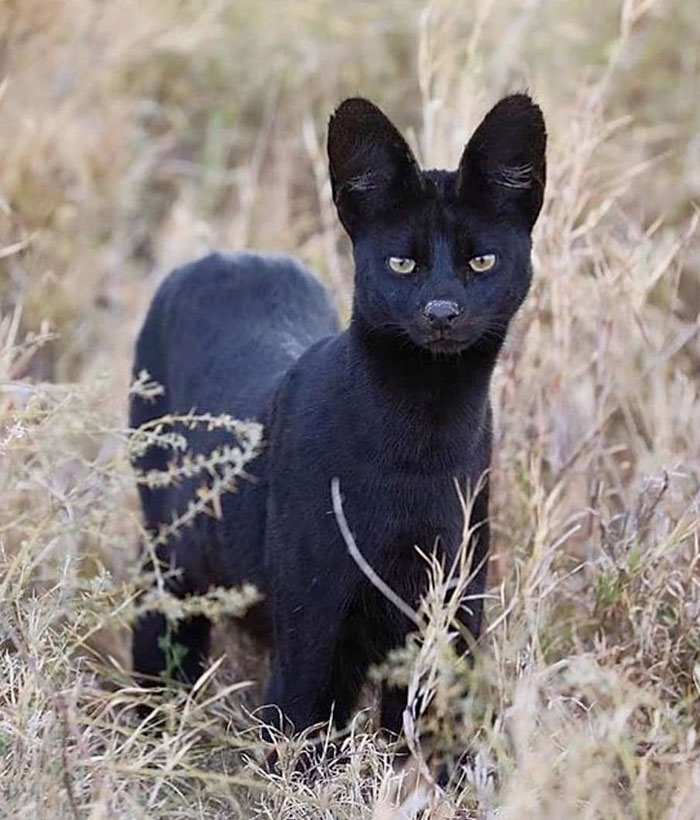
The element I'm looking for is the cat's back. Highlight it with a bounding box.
[135,251,340,419]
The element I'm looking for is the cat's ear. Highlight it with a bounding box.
[328,98,424,235]
[457,94,546,231]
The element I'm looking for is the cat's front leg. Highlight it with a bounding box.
[260,572,356,734]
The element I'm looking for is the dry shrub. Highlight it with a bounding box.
[2,0,700,817]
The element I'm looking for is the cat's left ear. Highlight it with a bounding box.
[327,97,424,236]
[457,94,546,231]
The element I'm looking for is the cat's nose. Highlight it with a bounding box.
[423,299,462,330]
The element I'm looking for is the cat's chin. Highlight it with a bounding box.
[419,336,472,355]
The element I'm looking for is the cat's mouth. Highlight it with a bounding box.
[422,335,469,354]
[406,317,485,354]
[409,312,481,354]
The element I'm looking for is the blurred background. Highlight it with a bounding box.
[2,1,700,817]
[2,0,698,381]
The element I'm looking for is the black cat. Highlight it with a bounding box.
[130,94,546,735]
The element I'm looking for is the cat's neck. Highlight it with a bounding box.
[347,311,498,424]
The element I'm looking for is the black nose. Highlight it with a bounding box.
[423,299,462,329]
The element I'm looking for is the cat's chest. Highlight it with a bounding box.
[338,465,469,556]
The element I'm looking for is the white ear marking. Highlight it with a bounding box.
[488,162,534,190]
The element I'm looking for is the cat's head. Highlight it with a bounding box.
[327,94,546,355]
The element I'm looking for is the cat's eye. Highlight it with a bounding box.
[468,254,497,273]
[387,257,417,275]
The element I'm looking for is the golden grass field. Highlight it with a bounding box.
[2,0,700,816]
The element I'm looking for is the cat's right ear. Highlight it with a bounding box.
[327,98,423,236]
[457,94,546,231]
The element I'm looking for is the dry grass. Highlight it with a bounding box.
[2,0,700,817]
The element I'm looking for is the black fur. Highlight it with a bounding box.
[130,94,546,735]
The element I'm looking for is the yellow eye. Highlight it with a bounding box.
[388,257,417,275]
[468,254,496,273]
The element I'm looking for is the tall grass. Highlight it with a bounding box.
[1,0,700,817]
